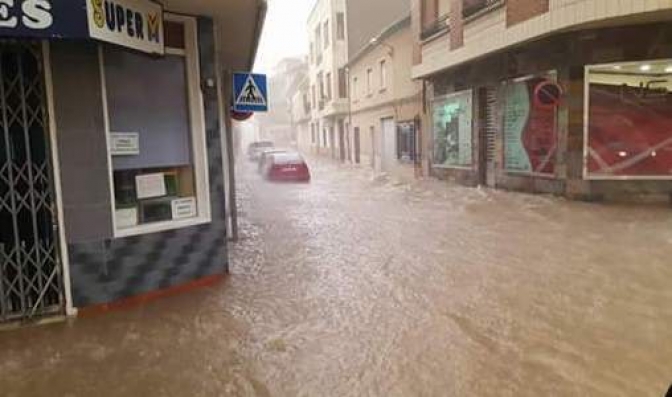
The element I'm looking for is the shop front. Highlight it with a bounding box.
[426,21,672,202]
[0,0,265,323]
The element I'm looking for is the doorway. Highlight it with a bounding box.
[338,119,345,162]
[369,126,377,169]
[0,41,65,323]
[354,127,361,164]
[380,117,396,173]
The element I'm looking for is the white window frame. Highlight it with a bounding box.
[336,12,345,40]
[584,60,672,181]
[379,59,388,91]
[323,20,330,49]
[100,13,211,238]
[325,71,332,100]
[366,68,373,96]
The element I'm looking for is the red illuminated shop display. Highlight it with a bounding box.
[588,84,672,177]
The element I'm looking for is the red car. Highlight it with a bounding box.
[263,152,311,182]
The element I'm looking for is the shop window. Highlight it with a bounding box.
[503,73,558,175]
[587,61,672,178]
[432,90,473,167]
[103,15,209,236]
[397,121,417,162]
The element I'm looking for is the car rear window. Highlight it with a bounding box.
[272,153,304,164]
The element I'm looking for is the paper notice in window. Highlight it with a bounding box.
[115,208,138,229]
[110,132,140,156]
[136,173,167,199]
[171,197,197,219]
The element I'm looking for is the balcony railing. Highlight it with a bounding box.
[463,0,504,20]
[420,13,450,41]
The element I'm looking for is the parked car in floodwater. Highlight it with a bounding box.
[247,141,274,161]
[262,152,311,183]
[257,148,290,173]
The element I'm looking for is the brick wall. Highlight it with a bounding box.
[506,0,549,27]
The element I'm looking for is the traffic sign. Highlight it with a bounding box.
[233,73,268,112]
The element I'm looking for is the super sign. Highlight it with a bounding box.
[87,0,164,55]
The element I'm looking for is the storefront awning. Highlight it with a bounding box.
[162,0,267,71]
[0,0,266,70]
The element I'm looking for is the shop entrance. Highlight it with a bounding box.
[0,42,65,323]
[478,87,498,187]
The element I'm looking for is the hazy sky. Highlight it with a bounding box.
[254,0,314,74]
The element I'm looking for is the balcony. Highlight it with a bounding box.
[463,0,504,20]
[421,14,450,41]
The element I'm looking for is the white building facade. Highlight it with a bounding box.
[307,0,351,160]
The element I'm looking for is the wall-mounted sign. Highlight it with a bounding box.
[233,73,268,112]
[171,197,197,220]
[533,80,563,109]
[136,172,166,199]
[0,0,164,55]
[86,0,164,55]
[110,132,140,156]
[231,110,253,122]
[0,0,89,39]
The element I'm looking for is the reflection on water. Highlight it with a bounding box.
[1,158,672,396]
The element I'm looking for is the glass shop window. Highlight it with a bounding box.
[587,60,672,178]
[103,17,209,235]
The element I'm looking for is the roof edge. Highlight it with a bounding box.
[346,14,411,68]
[249,0,268,70]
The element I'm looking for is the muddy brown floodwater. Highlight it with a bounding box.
[2,157,672,396]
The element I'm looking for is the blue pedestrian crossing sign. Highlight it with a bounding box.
[233,73,268,112]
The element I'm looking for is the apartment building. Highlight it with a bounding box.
[306,0,410,161]
[347,16,423,181]
[412,0,672,202]
[291,78,313,152]
[307,0,350,158]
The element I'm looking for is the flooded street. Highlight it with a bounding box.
[2,158,672,396]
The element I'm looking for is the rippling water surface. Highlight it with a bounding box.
[1,158,672,396]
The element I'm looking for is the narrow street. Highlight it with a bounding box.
[2,158,672,396]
